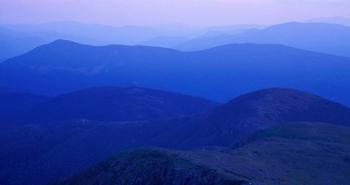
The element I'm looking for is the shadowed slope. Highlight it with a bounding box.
[58,149,244,185]
[155,88,350,148]
[58,122,350,185]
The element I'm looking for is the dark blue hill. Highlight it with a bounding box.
[1,88,350,185]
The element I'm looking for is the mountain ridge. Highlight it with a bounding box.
[177,22,350,57]
[0,86,217,124]
[2,40,350,105]
[22,86,218,123]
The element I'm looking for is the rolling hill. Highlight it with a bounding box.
[138,88,350,149]
[58,122,350,185]
[1,40,350,105]
[21,86,217,123]
[1,88,350,185]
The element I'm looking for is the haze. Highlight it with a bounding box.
[1,0,350,26]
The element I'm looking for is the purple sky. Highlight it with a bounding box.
[1,0,350,26]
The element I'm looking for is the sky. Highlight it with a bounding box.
[1,0,350,26]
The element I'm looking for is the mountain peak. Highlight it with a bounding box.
[47,39,87,47]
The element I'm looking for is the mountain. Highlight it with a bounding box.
[0,22,261,62]
[209,88,350,128]
[0,22,192,62]
[2,40,350,105]
[144,88,350,148]
[58,122,350,185]
[1,88,350,185]
[22,86,217,123]
[177,22,350,57]
[0,25,96,62]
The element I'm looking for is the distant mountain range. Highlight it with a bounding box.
[1,21,350,185]
[177,22,350,57]
[2,22,189,45]
[58,122,350,185]
[1,88,350,185]
[2,21,350,63]
[0,22,260,62]
[1,40,350,105]
[3,22,262,44]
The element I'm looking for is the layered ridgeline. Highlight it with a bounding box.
[1,40,350,105]
[58,122,350,185]
[0,22,260,62]
[3,22,350,61]
[0,23,173,62]
[177,22,350,57]
[1,88,350,185]
[0,86,217,124]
